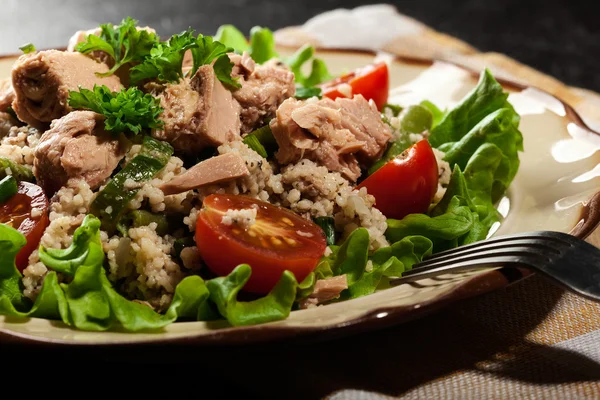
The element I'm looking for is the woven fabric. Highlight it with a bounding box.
[273,4,600,398]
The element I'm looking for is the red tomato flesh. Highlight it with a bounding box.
[358,140,439,220]
[321,62,389,110]
[0,181,49,271]
[195,194,327,295]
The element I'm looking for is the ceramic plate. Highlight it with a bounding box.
[1,48,599,346]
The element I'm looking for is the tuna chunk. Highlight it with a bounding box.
[270,95,392,181]
[299,275,348,309]
[12,50,122,129]
[152,65,241,154]
[160,153,249,195]
[33,111,127,195]
[0,79,15,112]
[230,53,295,134]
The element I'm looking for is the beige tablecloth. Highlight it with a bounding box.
[272,4,600,399]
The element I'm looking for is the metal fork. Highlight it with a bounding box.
[389,231,600,302]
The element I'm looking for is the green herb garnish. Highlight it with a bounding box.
[129,29,197,84]
[19,43,36,54]
[0,175,17,204]
[190,35,240,87]
[129,29,240,88]
[295,86,322,100]
[243,125,278,158]
[68,85,163,134]
[90,135,173,233]
[75,17,159,76]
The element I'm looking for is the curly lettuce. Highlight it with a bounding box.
[305,68,523,297]
[0,215,300,331]
[386,68,523,250]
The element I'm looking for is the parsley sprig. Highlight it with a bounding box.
[130,29,240,87]
[68,85,163,134]
[129,29,197,84]
[19,43,36,54]
[75,17,159,77]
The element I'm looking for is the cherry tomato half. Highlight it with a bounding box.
[195,194,327,294]
[0,181,49,271]
[358,140,439,220]
[320,62,389,110]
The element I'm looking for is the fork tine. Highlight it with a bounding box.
[401,247,551,277]
[390,254,544,284]
[413,239,564,269]
[388,231,600,303]
[423,232,570,261]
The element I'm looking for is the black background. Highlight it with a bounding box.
[1,0,598,91]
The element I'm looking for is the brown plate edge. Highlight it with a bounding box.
[1,47,599,347]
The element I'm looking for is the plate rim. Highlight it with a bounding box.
[1,48,599,347]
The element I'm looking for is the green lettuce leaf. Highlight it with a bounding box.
[386,196,475,251]
[0,224,68,320]
[207,264,297,326]
[386,69,523,251]
[285,44,332,88]
[428,68,516,148]
[214,25,249,52]
[248,26,278,64]
[296,272,316,301]
[329,228,369,285]
[441,108,523,203]
[371,236,434,277]
[341,236,431,300]
[0,224,27,310]
[420,100,445,129]
[37,214,208,331]
[319,229,433,301]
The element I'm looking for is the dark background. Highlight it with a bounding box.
[1,0,598,92]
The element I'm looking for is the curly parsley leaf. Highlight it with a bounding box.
[131,30,240,88]
[190,35,240,88]
[19,43,36,54]
[68,85,163,134]
[130,29,197,84]
[75,17,159,77]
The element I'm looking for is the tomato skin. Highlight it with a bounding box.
[195,194,327,294]
[321,62,389,110]
[0,181,49,271]
[358,140,439,220]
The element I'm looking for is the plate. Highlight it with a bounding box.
[1,48,599,346]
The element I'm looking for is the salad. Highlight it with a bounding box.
[0,18,523,332]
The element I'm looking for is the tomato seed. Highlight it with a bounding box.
[283,237,297,247]
[281,217,294,227]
